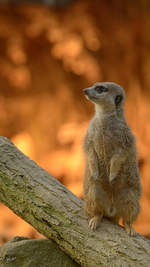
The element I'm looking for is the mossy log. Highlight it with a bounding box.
[0,137,150,267]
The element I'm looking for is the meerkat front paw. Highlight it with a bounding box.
[92,170,99,181]
[109,173,117,184]
[89,215,102,231]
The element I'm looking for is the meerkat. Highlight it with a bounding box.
[83,82,141,236]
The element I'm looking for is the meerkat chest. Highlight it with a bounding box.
[93,120,120,143]
[90,118,124,156]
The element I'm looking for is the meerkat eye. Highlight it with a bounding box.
[115,95,123,105]
[95,86,108,94]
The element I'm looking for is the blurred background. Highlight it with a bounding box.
[0,0,150,244]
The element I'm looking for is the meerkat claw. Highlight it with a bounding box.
[125,226,137,237]
[89,216,101,231]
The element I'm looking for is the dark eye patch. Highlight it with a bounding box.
[115,95,123,105]
[95,86,108,94]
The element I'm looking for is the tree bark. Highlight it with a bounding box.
[0,137,150,267]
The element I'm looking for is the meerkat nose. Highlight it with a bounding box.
[83,89,89,95]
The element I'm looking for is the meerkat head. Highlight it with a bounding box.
[83,82,125,117]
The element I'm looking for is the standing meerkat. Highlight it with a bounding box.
[83,82,141,236]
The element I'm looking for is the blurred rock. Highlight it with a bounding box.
[0,237,80,267]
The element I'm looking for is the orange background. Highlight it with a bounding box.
[0,0,150,243]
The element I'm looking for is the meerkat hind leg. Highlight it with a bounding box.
[89,214,103,231]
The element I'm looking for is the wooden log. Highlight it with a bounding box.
[0,137,150,266]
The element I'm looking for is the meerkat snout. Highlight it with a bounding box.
[83,88,89,96]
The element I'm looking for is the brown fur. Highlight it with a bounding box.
[83,82,141,236]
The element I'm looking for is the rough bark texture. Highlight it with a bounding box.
[0,237,80,267]
[0,137,150,266]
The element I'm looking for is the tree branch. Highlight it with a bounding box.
[0,137,150,266]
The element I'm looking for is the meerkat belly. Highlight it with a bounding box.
[102,183,126,218]
[95,123,118,155]
[96,182,117,217]
[94,130,117,178]
[103,198,116,218]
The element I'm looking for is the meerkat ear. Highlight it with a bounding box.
[115,95,123,105]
